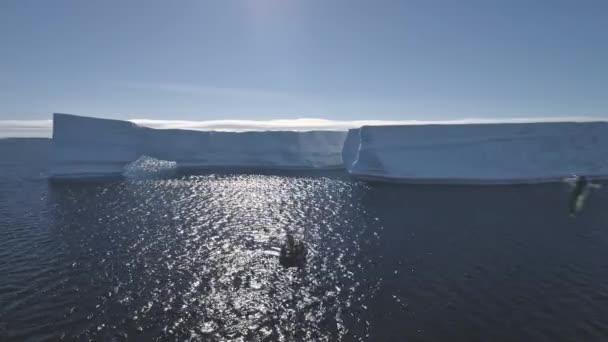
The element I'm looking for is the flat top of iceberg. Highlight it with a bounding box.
[3,114,606,138]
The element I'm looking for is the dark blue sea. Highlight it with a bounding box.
[2,138,608,341]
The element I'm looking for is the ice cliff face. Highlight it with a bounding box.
[348,122,608,184]
[51,114,143,178]
[50,114,608,183]
[341,129,360,170]
[49,114,347,178]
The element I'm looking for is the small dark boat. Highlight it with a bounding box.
[279,233,307,268]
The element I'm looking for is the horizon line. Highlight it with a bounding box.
[1,115,607,138]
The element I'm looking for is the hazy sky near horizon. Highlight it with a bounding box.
[1,0,607,121]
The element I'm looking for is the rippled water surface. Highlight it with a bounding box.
[3,138,608,341]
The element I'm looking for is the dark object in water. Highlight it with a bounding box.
[279,233,307,267]
[569,176,589,217]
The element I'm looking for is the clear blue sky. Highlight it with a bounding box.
[1,0,607,120]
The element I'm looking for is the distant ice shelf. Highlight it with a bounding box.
[49,114,347,178]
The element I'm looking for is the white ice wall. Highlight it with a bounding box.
[50,114,608,183]
[347,122,608,184]
[49,114,347,178]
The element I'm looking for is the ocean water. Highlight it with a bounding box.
[2,138,608,341]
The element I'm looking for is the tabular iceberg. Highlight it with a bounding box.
[49,113,608,183]
[49,114,347,178]
[347,122,608,184]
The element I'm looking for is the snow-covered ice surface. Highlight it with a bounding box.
[5,116,605,138]
[49,114,347,178]
[347,122,608,184]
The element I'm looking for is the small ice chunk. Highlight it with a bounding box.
[123,155,177,178]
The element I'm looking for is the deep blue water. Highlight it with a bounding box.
[2,138,608,341]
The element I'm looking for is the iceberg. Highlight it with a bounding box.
[346,122,608,184]
[49,114,347,178]
[49,113,608,184]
